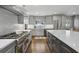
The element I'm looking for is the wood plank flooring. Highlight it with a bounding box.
[27,37,50,53]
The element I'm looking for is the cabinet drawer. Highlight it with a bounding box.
[6,46,15,53]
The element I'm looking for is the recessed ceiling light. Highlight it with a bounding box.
[54,12,57,14]
[35,12,39,14]
[26,12,30,14]
[72,12,76,14]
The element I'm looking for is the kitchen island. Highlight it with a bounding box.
[46,30,79,53]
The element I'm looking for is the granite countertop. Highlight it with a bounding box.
[0,39,16,51]
[47,30,79,52]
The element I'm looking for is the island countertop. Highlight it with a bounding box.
[0,39,16,51]
[47,30,79,52]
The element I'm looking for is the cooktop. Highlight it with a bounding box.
[0,32,21,39]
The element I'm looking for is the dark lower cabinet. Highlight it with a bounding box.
[47,31,77,53]
[60,45,71,53]
[44,29,46,37]
[59,42,77,53]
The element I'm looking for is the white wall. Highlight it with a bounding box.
[0,8,18,36]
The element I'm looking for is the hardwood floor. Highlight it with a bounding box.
[27,36,50,53]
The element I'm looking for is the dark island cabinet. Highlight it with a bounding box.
[46,31,77,53]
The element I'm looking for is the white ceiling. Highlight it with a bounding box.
[19,5,79,16]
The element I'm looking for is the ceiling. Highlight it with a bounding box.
[13,5,79,16]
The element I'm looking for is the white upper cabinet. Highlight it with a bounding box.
[24,16,29,24]
[61,16,72,30]
[74,16,79,30]
[45,16,53,24]
[29,16,46,24]
[29,16,35,24]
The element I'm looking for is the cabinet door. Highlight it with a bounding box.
[60,45,72,53]
[54,38,71,53]
[47,33,52,49]
[52,37,61,53]
[18,15,24,24]
[47,33,56,52]
[46,16,52,24]
[33,29,44,36]
[44,30,46,37]
[29,16,35,24]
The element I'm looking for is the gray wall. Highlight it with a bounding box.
[0,8,18,36]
